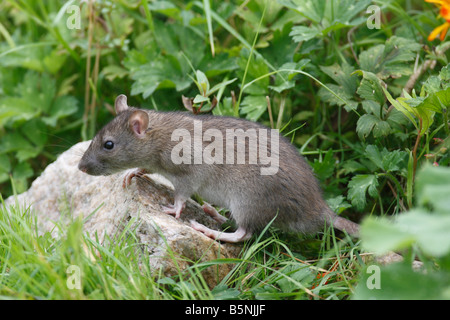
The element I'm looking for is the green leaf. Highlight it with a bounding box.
[361,210,450,257]
[196,70,210,95]
[240,95,267,121]
[0,154,11,183]
[42,96,78,127]
[354,262,450,300]
[193,95,210,104]
[237,48,269,96]
[354,70,385,106]
[415,165,450,214]
[359,36,421,79]
[364,145,406,172]
[130,54,191,98]
[382,87,418,130]
[312,149,335,181]
[320,63,358,96]
[279,0,326,23]
[208,78,237,96]
[326,195,352,214]
[347,174,379,211]
[356,114,391,140]
[289,25,320,42]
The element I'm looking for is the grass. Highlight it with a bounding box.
[0,196,361,300]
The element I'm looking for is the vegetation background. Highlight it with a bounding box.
[0,0,449,300]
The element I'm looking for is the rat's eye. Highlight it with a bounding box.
[104,141,114,150]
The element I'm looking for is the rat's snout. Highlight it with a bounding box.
[78,161,88,173]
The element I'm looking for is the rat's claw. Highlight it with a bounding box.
[162,200,185,219]
[123,168,147,188]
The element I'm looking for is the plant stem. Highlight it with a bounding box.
[412,118,423,181]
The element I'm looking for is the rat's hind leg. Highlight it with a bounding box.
[162,194,186,219]
[202,203,228,224]
[190,220,251,243]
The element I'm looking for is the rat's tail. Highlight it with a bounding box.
[331,215,359,237]
[323,207,360,236]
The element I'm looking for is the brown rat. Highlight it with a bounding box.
[78,94,359,242]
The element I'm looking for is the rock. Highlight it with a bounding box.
[5,141,241,287]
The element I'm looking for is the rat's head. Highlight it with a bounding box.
[78,94,150,176]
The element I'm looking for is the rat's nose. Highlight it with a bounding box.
[78,162,88,173]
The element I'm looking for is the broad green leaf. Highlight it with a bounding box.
[279,0,326,23]
[240,95,267,121]
[312,149,335,181]
[356,114,391,140]
[101,65,129,82]
[359,36,421,79]
[289,25,320,42]
[354,70,385,106]
[361,210,450,257]
[326,195,352,214]
[347,174,379,211]
[354,262,450,300]
[318,84,358,111]
[130,54,191,98]
[237,48,269,96]
[415,165,450,214]
[364,145,406,172]
[416,87,450,114]
[42,96,78,127]
[320,63,358,96]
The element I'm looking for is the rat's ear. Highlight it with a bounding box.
[128,110,149,138]
[115,94,129,115]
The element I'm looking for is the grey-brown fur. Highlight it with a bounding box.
[79,95,359,242]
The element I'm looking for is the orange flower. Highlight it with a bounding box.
[426,0,450,40]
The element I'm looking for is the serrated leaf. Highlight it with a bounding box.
[359,36,421,79]
[279,0,325,23]
[237,48,269,95]
[130,54,191,98]
[312,149,335,181]
[348,174,379,211]
[364,145,406,172]
[289,25,320,42]
[354,70,385,105]
[240,95,267,121]
[320,63,358,96]
[326,195,352,214]
[356,114,390,139]
[42,96,78,127]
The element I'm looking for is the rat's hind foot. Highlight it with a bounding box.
[162,195,186,219]
[202,203,228,224]
[190,220,251,243]
[123,168,148,188]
